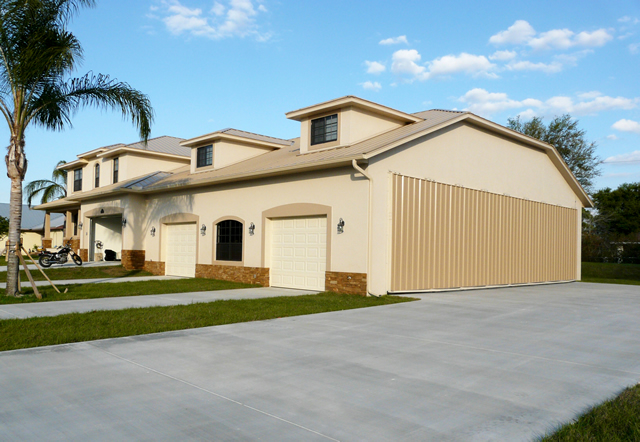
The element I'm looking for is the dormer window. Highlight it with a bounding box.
[311,114,338,146]
[197,145,213,168]
[73,168,82,191]
[94,163,100,188]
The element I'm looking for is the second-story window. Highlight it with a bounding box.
[73,168,82,192]
[113,157,119,183]
[311,114,338,146]
[94,163,100,188]
[197,145,213,168]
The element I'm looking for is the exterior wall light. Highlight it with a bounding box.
[248,222,255,236]
[150,226,156,237]
[200,224,207,236]
[122,218,127,227]
[78,222,83,230]
[337,218,345,234]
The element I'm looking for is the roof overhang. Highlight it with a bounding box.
[180,132,287,150]
[34,197,81,211]
[285,96,423,124]
[57,159,88,170]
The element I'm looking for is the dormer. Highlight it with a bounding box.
[285,96,423,154]
[181,128,293,174]
[58,137,189,195]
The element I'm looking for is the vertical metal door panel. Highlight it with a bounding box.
[390,174,578,291]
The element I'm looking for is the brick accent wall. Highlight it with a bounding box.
[325,271,367,295]
[79,249,88,262]
[122,249,145,270]
[196,264,269,286]
[64,238,80,253]
[42,239,52,249]
[144,261,165,276]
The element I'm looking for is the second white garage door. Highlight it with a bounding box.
[270,216,327,291]
[165,223,197,278]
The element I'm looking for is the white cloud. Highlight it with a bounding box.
[459,88,530,115]
[612,119,640,134]
[619,16,640,24]
[458,88,638,117]
[490,20,612,51]
[257,4,267,12]
[423,53,496,79]
[379,35,408,45]
[156,0,269,40]
[604,151,640,163]
[489,20,536,45]
[577,91,603,99]
[365,61,386,74]
[211,2,225,15]
[574,29,614,47]
[606,134,619,140]
[391,49,425,76]
[361,81,382,91]
[630,42,640,54]
[506,60,563,73]
[489,50,517,61]
[528,28,575,50]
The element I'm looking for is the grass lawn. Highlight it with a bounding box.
[0,264,153,283]
[0,278,258,304]
[540,384,640,441]
[581,262,640,285]
[0,293,415,351]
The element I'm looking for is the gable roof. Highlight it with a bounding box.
[36,99,592,210]
[181,128,293,149]
[59,136,188,170]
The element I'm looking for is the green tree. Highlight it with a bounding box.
[0,216,8,238]
[0,0,153,296]
[592,182,640,237]
[24,160,67,207]
[507,114,600,194]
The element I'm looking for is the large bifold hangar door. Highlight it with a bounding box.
[390,173,578,292]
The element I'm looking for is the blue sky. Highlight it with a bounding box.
[2,0,639,203]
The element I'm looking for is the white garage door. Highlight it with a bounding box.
[270,216,327,291]
[165,223,196,278]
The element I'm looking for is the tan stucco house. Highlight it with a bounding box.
[36,96,592,295]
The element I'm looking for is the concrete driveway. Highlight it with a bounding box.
[1,282,639,441]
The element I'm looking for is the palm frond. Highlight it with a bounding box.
[29,73,153,141]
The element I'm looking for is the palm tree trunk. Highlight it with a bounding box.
[5,136,27,297]
[6,176,23,296]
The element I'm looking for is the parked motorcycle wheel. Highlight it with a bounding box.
[39,255,52,268]
[72,254,83,266]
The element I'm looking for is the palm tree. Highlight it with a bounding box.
[24,160,67,207]
[0,0,153,296]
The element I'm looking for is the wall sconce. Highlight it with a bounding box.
[78,222,83,230]
[122,218,127,227]
[248,222,255,236]
[150,226,156,237]
[200,224,207,236]
[337,218,345,234]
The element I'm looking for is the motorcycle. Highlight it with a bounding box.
[38,243,83,268]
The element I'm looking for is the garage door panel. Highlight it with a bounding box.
[270,216,327,291]
[165,223,196,278]
[391,174,578,292]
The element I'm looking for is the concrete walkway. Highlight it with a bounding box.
[0,282,638,440]
[0,275,186,289]
[0,287,318,319]
[0,260,120,272]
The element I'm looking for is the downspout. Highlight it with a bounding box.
[351,159,379,297]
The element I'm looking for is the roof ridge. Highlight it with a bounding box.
[222,127,293,144]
